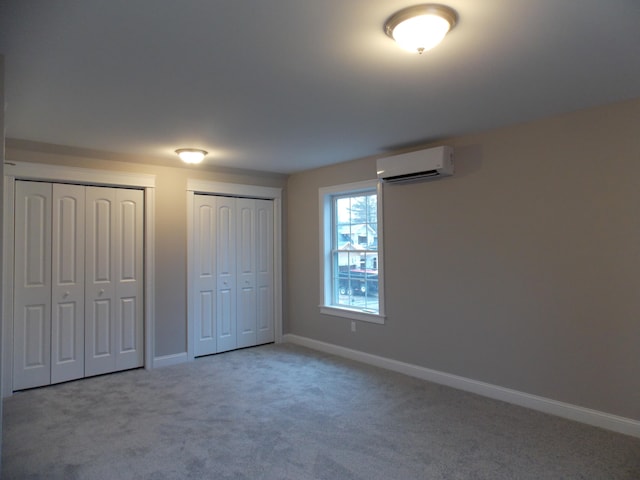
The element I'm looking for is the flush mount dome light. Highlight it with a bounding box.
[384,4,457,54]
[175,148,208,164]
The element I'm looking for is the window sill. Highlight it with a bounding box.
[319,305,385,324]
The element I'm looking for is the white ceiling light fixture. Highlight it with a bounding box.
[384,4,458,54]
[175,148,208,164]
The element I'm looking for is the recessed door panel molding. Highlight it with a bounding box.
[216,198,236,286]
[55,197,79,284]
[24,306,47,366]
[90,299,112,364]
[13,181,52,390]
[237,286,257,348]
[24,196,49,287]
[216,288,235,353]
[257,284,273,344]
[54,303,77,361]
[256,204,272,276]
[119,198,138,281]
[237,200,255,278]
[92,199,113,283]
[198,205,214,278]
[199,291,214,339]
[119,297,136,352]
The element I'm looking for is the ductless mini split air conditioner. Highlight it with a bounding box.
[376,146,454,183]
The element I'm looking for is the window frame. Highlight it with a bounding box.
[319,180,385,324]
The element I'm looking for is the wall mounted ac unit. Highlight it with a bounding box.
[376,146,454,183]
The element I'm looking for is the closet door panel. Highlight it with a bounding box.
[216,198,235,287]
[114,188,144,370]
[217,288,234,352]
[13,181,52,390]
[93,300,112,354]
[256,199,274,345]
[216,196,236,353]
[236,286,256,348]
[51,183,85,383]
[193,196,217,356]
[236,198,256,348]
[85,187,117,376]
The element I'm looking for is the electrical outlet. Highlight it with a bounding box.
[351,321,356,332]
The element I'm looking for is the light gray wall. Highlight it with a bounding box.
[0,54,5,468]
[4,146,287,358]
[286,97,640,420]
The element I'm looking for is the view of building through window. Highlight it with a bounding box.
[332,191,379,313]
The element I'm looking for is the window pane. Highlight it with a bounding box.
[330,190,379,314]
[336,197,351,225]
[348,195,367,224]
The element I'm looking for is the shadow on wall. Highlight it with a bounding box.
[452,143,483,178]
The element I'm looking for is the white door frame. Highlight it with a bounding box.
[186,179,283,360]
[2,161,156,397]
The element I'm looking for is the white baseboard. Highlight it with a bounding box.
[283,334,640,439]
[153,352,189,368]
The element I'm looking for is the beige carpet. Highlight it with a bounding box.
[3,343,639,479]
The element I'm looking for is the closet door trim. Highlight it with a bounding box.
[2,162,156,398]
[186,180,282,361]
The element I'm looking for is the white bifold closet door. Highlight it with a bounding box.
[13,181,53,390]
[236,198,257,349]
[238,198,274,347]
[215,196,237,353]
[254,199,274,345]
[192,195,236,356]
[193,195,273,357]
[51,183,86,384]
[13,181,143,391]
[85,186,144,377]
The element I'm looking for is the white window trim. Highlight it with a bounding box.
[319,179,386,324]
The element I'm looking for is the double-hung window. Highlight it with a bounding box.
[319,180,385,323]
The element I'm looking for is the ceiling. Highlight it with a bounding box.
[1,0,639,174]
